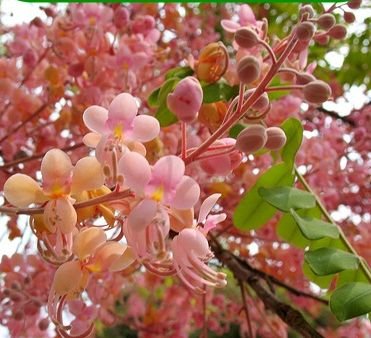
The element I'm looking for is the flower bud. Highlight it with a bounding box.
[303,80,332,104]
[195,42,228,83]
[328,25,347,40]
[347,0,362,9]
[344,12,356,23]
[198,101,227,132]
[296,72,316,85]
[295,22,316,41]
[237,56,261,84]
[114,7,129,29]
[243,90,270,112]
[313,34,330,45]
[14,310,24,321]
[299,5,315,18]
[235,28,260,49]
[167,77,203,123]
[38,318,50,331]
[235,125,267,153]
[317,14,336,30]
[265,127,287,150]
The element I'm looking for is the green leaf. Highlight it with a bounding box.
[280,118,303,166]
[202,82,239,103]
[258,186,316,212]
[148,87,160,108]
[165,66,193,80]
[156,105,177,127]
[303,261,335,289]
[290,209,340,240]
[158,77,180,105]
[277,207,321,248]
[305,248,359,276]
[229,124,245,139]
[330,282,371,321]
[233,163,295,230]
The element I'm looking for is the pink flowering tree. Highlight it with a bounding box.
[0,2,370,338]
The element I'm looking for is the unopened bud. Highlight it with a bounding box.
[113,7,129,29]
[299,5,315,18]
[198,101,227,132]
[317,14,336,30]
[14,310,24,321]
[167,77,203,123]
[236,125,267,153]
[295,22,316,41]
[237,56,261,84]
[265,127,287,150]
[296,72,316,85]
[303,80,332,104]
[314,34,330,45]
[347,0,362,9]
[328,25,347,40]
[344,12,356,23]
[244,90,270,112]
[235,28,260,49]
[195,42,228,83]
[38,318,50,331]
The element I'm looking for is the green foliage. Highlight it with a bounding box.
[330,283,371,321]
[202,82,239,103]
[305,248,359,276]
[258,186,316,212]
[233,163,295,230]
[280,118,303,166]
[165,66,194,80]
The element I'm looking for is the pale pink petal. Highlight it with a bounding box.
[41,149,73,187]
[82,132,101,148]
[52,260,84,297]
[71,157,105,194]
[239,5,256,25]
[132,115,160,142]
[220,20,240,33]
[4,174,46,207]
[91,241,126,272]
[128,199,157,232]
[118,151,151,193]
[109,246,136,272]
[83,105,108,134]
[44,198,77,234]
[72,227,107,261]
[198,193,222,224]
[152,156,185,189]
[107,93,138,124]
[172,176,200,209]
[203,213,227,235]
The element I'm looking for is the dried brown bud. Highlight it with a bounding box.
[295,22,316,41]
[236,125,267,153]
[235,28,260,49]
[328,25,347,40]
[299,5,315,18]
[317,14,336,30]
[237,56,261,84]
[347,0,362,9]
[296,72,316,85]
[195,42,229,83]
[344,11,356,23]
[303,80,332,104]
[265,127,287,150]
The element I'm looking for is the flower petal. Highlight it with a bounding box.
[41,149,73,188]
[82,132,101,148]
[91,241,126,272]
[83,105,108,134]
[172,176,200,209]
[198,193,221,224]
[52,260,84,298]
[152,155,185,189]
[71,157,105,194]
[72,227,107,261]
[128,199,157,232]
[220,20,240,33]
[107,93,138,124]
[109,246,136,272]
[4,174,45,207]
[118,151,151,193]
[132,115,160,142]
[44,198,77,234]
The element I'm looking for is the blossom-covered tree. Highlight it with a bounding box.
[0,2,370,338]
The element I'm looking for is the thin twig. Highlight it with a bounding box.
[239,280,254,338]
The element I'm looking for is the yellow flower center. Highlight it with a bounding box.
[89,17,96,26]
[151,186,164,202]
[113,124,123,139]
[48,183,68,199]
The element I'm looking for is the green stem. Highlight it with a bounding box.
[295,166,371,283]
